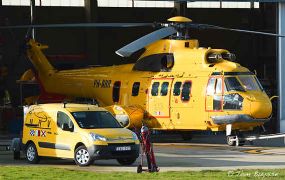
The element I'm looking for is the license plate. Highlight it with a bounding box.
[116,146,131,151]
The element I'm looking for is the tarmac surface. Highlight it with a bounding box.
[1,134,285,172]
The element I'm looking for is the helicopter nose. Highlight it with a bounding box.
[250,99,272,119]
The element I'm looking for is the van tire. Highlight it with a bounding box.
[26,143,40,164]
[117,158,137,166]
[74,145,93,166]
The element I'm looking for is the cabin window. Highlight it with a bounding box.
[57,111,74,131]
[181,81,192,102]
[113,81,121,103]
[160,82,169,96]
[173,82,182,96]
[151,82,160,96]
[132,82,140,96]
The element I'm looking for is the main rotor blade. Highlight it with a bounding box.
[0,23,154,29]
[116,27,177,57]
[188,23,285,38]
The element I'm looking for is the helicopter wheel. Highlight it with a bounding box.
[227,135,245,146]
[226,136,236,146]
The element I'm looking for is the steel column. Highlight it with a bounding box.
[278,2,285,132]
[84,0,99,64]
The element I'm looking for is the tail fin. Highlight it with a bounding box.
[26,39,56,76]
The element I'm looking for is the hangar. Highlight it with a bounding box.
[0,0,285,137]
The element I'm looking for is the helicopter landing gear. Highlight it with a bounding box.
[226,134,245,146]
[226,124,245,146]
[226,135,236,146]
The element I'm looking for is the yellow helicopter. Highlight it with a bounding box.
[2,16,283,145]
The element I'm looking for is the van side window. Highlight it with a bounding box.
[57,112,74,131]
[160,82,169,96]
[113,81,121,102]
[173,82,182,96]
[132,82,140,96]
[151,82,159,96]
[181,81,192,102]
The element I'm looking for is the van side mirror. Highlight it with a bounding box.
[62,123,73,132]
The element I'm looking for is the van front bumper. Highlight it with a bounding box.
[89,143,140,160]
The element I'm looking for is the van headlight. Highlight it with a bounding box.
[90,133,107,141]
[132,132,138,140]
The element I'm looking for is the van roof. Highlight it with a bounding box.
[33,103,107,112]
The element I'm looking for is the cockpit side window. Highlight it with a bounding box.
[206,78,216,95]
[206,77,223,111]
[215,78,222,94]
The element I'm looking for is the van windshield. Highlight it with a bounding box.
[71,111,122,129]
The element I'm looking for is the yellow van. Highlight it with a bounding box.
[21,103,140,166]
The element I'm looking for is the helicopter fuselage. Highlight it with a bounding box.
[25,38,272,133]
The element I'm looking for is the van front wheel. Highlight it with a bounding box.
[74,146,93,166]
[26,143,39,164]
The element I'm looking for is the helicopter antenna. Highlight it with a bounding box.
[30,0,36,39]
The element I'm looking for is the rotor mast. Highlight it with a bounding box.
[174,1,188,38]
[174,1,187,17]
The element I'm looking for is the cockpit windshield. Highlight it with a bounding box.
[224,76,262,92]
[238,76,261,91]
[224,77,245,92]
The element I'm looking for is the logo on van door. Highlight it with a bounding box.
[25,107,52,130]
